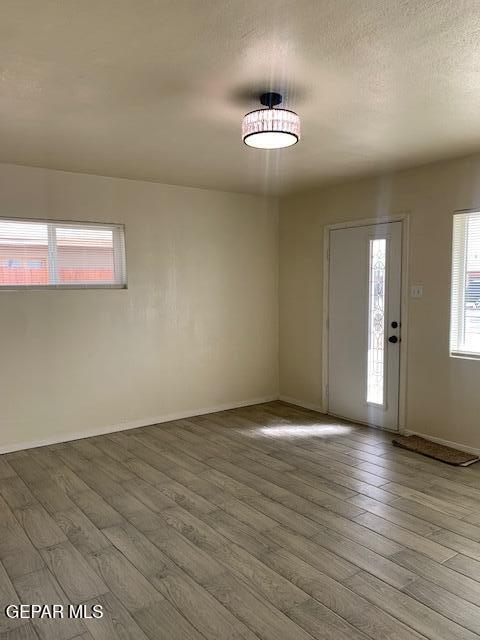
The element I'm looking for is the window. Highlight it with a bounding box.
[450,210,480,357]
[6,259,22,268]
[367,238,387,404]
[27,260,42,269]
[0,218,126,289]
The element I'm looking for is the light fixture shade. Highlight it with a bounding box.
[242,108,300,149]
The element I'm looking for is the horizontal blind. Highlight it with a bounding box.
[0,218,126,289]
[450,211,480,357]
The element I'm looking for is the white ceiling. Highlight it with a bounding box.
[1,0,480,194]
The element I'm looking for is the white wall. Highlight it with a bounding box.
[0,164,278,451]
[280,154,480,451]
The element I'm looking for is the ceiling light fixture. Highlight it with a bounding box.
[242,92,300,149]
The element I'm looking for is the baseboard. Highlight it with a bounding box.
[278,395,324,413]
[278,399,480,455]
[403,429,480,457]
[0,394,278,455]
[7,394,477,459]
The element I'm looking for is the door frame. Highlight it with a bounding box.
[322,213,410,433]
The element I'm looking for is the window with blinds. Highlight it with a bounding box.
[450,210,480,358]
[0,218,126,289]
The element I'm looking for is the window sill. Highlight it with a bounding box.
[450,352,480,361]
[0,284,127,291]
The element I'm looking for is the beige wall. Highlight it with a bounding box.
[0,164,278,451]
[280,154,480,451]
[4,154,480,453]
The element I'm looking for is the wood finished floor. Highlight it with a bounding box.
[1,402,480,640]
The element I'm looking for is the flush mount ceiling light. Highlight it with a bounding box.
[242,92,300,149]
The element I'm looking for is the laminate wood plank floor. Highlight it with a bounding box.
[1,401,480,639]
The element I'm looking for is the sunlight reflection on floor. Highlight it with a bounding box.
[257,423,352,438]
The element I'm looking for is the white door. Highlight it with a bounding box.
[328,222,402,430]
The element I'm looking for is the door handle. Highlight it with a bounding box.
[388,335,399,344]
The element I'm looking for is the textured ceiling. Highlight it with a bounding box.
[1,0,480,194]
